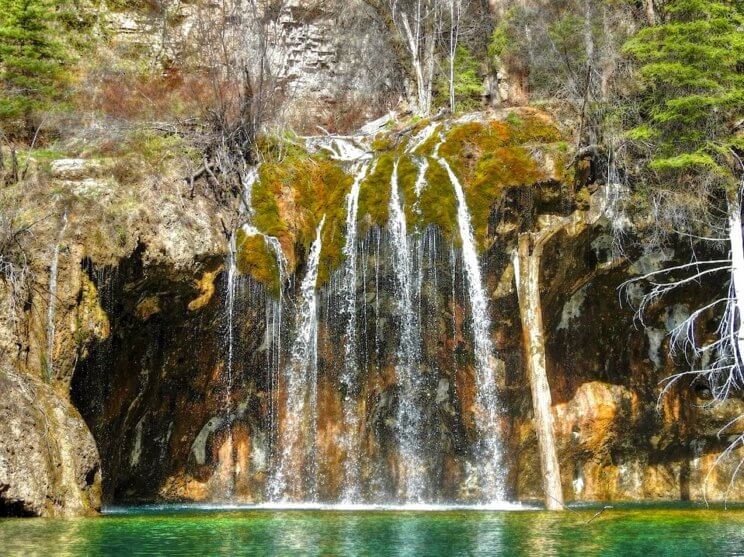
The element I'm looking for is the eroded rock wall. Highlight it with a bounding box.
[2,111,742,515]
[66,186,744,506]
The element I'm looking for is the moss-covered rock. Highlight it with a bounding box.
[237,109,572,290]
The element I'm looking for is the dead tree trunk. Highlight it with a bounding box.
[512,191,607,510]
[514,231,563,510]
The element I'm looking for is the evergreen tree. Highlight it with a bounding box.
[623,0,743,187]
[0,0,69,137]
[622,2,744,474]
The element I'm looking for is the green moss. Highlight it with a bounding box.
[412,124,443,157]
[436,114,563,246]
[253,148,353,286]
[508,113,562,144]
[256,133,309,163]
[358,152,394,230]
[419,158,458,242]
[371,134,394,152]
[244,111,567,284]
[396,155,419,230]
[120,130,198,170]
[236,228,280,297]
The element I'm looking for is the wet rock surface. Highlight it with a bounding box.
[1,112,742,515]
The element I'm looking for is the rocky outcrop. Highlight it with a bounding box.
[0,154,229,515]
[0,371,99,517]
[106,0,399,132]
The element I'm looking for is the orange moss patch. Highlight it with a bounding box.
[236,230,280,297]
[188,266,223,311]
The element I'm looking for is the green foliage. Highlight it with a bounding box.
[623,0,743,185]
[487,7,527,65]
[126,130,196,170]
[0,0,97,139]
[437,45,485,111]
[0,0,68,130]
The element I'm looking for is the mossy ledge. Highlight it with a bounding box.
[237,109,572,291]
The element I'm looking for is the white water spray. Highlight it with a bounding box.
[340,163,370,501]
[388,161,427,502]
[436,155,505,501]
[270,216,326,501]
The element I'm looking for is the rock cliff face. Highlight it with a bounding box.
[1,110,742,516]
[107,0,399,132]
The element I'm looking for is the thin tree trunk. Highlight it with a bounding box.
[511,192,608,509]
[515,233,564,510]
[727,195,744,362]
[401,11,430,115]
[449,3,456,112]
[599,3,615,101]
[645,0,656,25]
[506,63,530,106]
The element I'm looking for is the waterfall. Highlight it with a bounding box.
[270,216,326,501]
[208,125,515,506]
[240,164,260,216]
[339,163,369,502]
[221,233,239,497]
[436,155,505,502]
[413,158,429,198]
[219,163,263,496]
[242,224,288,282]
[388,161,427,502]
[46,214,68,381]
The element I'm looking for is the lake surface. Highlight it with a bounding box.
[1,503,743,556]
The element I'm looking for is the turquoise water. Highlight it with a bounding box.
[1,504,743,556]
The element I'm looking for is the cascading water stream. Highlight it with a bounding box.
[388,161,427,502]
[435,153,505,501]
[46,213,68,381]
[221,233,239,497]
[211,123,510,506]
[339,162,370,502]
[269,216,326,501]
[240,164,260,216]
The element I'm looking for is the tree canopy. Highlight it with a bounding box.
[624,0,744,189]
[0,0,93,138]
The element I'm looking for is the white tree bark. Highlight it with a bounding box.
[624,183,744,498]
[401,12,428,114]
[727,199,744,366]
[514,232,564,511]
[398,1,439,115]
[511,194,606,510]
[448,0,461,112]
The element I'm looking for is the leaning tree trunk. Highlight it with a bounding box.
[512,189,608,509]
[515,233,564,510]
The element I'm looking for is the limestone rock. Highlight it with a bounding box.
[50,159,102,181]
[0,370,100,517]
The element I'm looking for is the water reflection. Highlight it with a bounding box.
[1,507,743,556]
